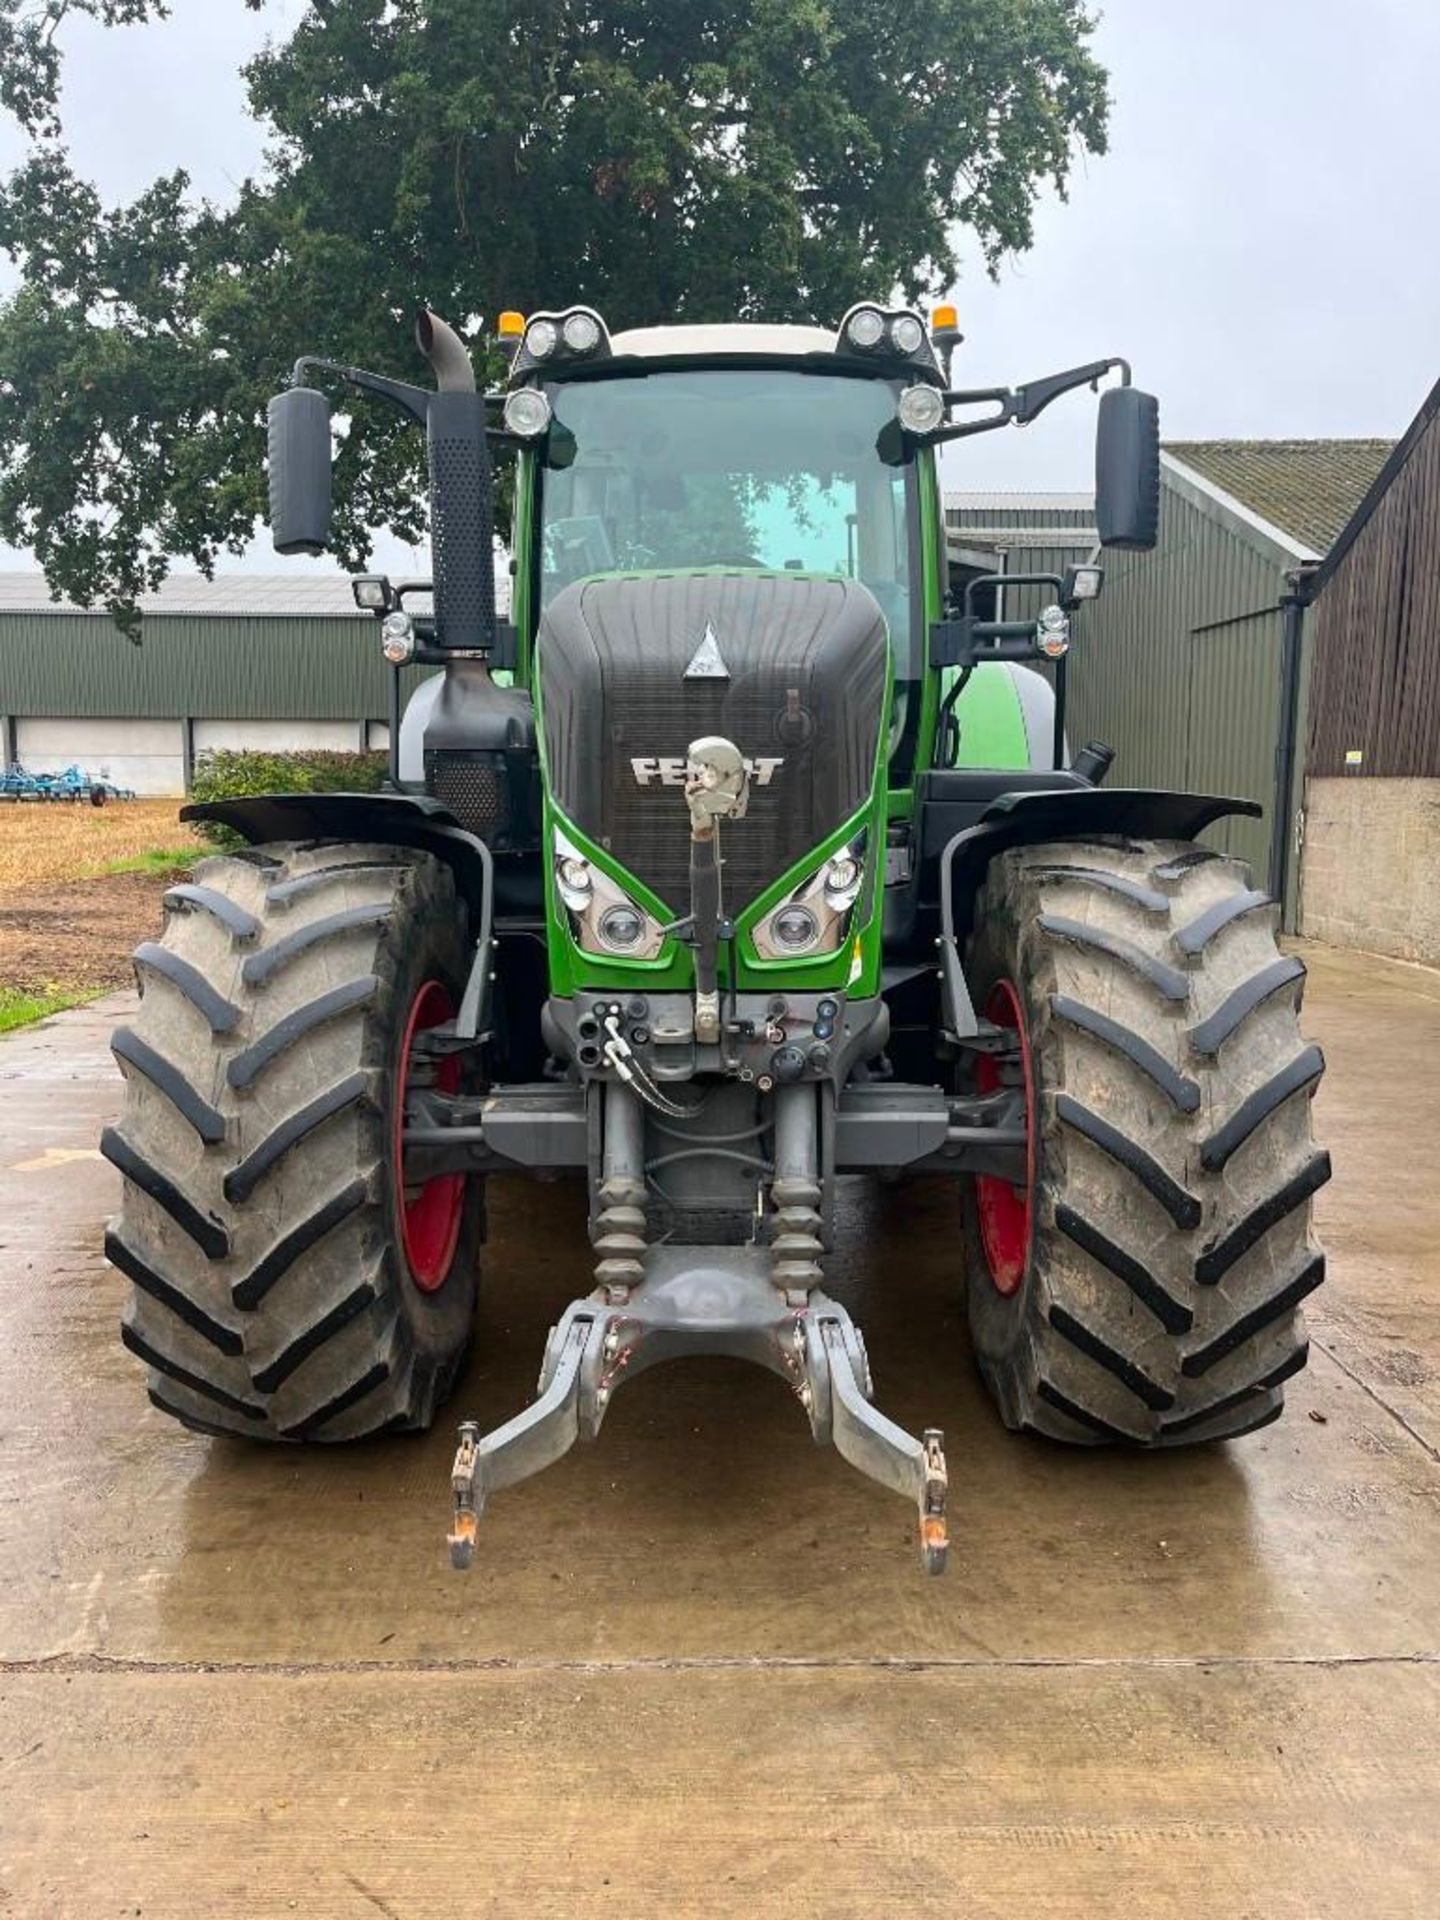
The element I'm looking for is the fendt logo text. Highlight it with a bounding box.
[630,756,784,788]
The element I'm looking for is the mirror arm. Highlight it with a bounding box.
[928,387,1018,445]
[927,356,1135,445]
[289,360,516,439]
[1012,356,1129,425]
[290,356,433,425]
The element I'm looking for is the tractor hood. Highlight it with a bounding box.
[537,570,888,915]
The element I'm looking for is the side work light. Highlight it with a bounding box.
[503,388,553,438]
[898,385,946,435]
[352,575,392,613]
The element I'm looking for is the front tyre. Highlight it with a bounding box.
[104,842,482,1441]
[963,838,1330,1446]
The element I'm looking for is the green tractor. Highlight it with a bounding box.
[104,302,1329,1573]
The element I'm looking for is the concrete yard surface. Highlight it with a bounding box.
[1,942,1437,1917]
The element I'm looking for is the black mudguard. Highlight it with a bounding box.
[942,786,1260,940]
[182,790,492,918]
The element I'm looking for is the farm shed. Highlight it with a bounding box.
[1051,440,1392,919]
[0,573,393,795]
[1298,378,1440,965]
[945,490,1097,596]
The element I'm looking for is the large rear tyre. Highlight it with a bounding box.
[962,837,1329,1446]
[104,842,482,1441]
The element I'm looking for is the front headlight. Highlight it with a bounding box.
[552,828,666,960]
[753,838,867,961]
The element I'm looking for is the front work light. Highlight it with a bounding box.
[562,311,602,353]
[381,610,416,664]
[838,303,938,368]
[898,385,946,435]
[890,314,925,355]
[512,307,612,375]
[845,307,886,350]
[503,388,553,438]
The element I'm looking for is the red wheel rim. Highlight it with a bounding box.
[974,979,1034,1298]
[394,979,465,1292]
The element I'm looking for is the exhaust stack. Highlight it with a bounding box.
[415,306,495,652]
[415,307,477,394]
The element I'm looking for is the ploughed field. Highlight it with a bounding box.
[0,799,203,1016]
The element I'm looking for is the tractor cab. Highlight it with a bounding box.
[489,306,1150,989]
[503,307,994,804]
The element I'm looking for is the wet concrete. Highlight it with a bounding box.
[1,942,1437,1917]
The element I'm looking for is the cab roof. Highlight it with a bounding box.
[606,322,839,360]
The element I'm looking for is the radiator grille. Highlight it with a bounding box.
[605,673,815,912]
[540,572,887,916]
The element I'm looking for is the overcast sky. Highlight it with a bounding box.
[3,0,1439,577]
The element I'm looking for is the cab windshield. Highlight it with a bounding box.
[536,368,916,676]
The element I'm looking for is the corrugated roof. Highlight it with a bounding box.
[1162,440,1394,555]
[0,572,368,617]
[947,526,1097,547]
[944,491,1094,512]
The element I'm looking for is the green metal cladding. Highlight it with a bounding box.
[0,610,395,721]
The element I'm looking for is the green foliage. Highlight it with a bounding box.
[0,0,1109,627]
[0,2,158,138]
[190,744,386,845]
[190,745,387,811]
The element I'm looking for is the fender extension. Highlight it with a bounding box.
[937,786,1261,1039]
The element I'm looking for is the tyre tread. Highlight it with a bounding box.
[963,835,1327,1449]
[109,842,479,1443]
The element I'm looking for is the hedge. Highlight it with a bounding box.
[189,748,388,844]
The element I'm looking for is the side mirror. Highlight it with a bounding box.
[1095,386,1160,551]
[268,387,333,555]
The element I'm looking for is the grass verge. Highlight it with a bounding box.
[84,846,204,880]
[0,986,99,1033]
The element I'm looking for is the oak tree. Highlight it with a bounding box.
[0,0,1108,622]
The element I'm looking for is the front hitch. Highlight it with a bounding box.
[444,1249,949,1576]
